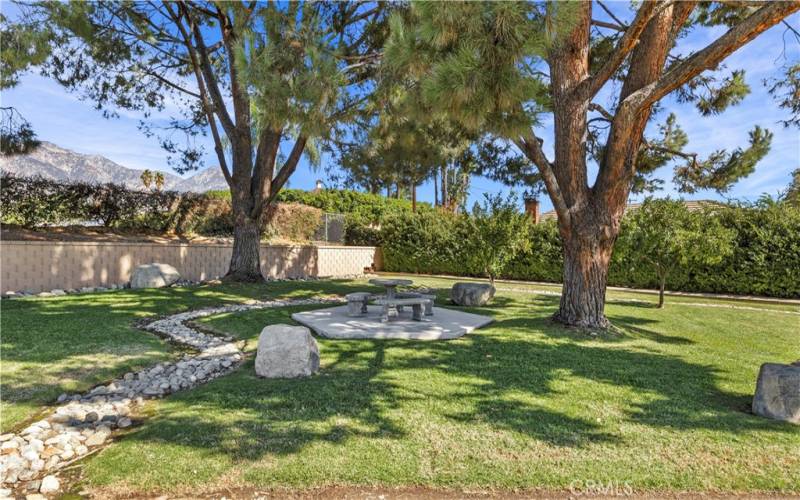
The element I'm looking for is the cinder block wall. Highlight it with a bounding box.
[0,241,381,294]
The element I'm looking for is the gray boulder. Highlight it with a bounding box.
[130,263,181,289]
[752,362,800,424]
[255,324,319,378]
[450,282,495,307]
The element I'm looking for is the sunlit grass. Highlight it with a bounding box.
[50,277,798,495]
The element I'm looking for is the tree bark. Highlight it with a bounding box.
[433,169,439,206]
[226,214,263,282]
[658,274,666,308]
[555,226,614,329]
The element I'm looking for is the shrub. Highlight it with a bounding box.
[343,212,384,246]
[1,173,88,226]
[263,203,322,242]
[464,194,531,284]
[381,209,468,275]
[0,174,327,243]
[504,218,563,282]
[378,198,800,298]
[208,187,423,221]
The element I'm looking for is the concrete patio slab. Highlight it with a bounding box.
[291,305,493,340]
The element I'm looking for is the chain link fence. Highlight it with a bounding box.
[313,213,345,243]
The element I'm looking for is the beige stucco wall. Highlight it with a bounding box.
[0,241,381,294]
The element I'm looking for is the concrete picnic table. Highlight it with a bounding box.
[368,278,413,300]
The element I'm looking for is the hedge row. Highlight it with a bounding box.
[0,173,322,241]
[207,187,423,221]
[375,202,800,298]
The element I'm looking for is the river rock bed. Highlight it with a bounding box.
[0,297,341,496]
[0,274,346,299]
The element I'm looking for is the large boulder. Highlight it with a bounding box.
[130,263,181,289]
[255,324,319,378]
[752,362,800,424]
[450,282,495,307]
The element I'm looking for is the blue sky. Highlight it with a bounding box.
[2,4,798,213]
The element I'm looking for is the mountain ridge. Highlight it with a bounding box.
[0,141,228,193]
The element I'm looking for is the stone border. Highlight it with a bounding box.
[0,297,341,497]
[1,275,344,300]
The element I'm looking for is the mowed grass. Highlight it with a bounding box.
[0,279,379,431]
[62,276,800,495]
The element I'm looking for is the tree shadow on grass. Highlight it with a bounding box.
[16,280,787,476]
[110,310,794,471]
[0,279,378,424]
[120,341,410,462]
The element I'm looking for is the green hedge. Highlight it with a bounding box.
[375,202,800,298]
[1,174,323,242]
[207,187,424,221]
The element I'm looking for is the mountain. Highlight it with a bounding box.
[0,141,228,193]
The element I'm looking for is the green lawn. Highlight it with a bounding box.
[2,277,799,495]
[0,279,376,431]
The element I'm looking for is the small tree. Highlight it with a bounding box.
[467,193,531,285]
[140,169,153,190]
[615,198,734,308]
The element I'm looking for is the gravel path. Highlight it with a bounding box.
[0,297,341,497]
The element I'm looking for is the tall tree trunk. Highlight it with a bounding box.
[554,218,616,329]
[658,274,666,308]
[441,164,448,209]
[226,213,263,282]
[433,169,439,206]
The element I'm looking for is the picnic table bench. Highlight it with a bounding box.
[374,297,429,322]
[345,281,436,322]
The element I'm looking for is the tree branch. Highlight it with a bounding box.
[175,1,236,138]
[141,69,201,98]
[628,1,800,111]
[642,138,699,167]
[597,0,628,28]
[513,134,570,226]
[251,128,282,207]
[588,102,615,121]
[162,1,232,185]
[591,19,625,32]
[578,1,659,100]
[255,136,308,217]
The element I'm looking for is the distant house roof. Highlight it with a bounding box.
[538,199,722,222]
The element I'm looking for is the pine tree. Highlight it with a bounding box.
[387,1,799,329]
[0,13,51,155]
[10,2,388,281]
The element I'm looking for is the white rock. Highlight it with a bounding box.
[21,448,39,462]
[255,325,320,378]
[39,475,59,494]
[1,441,19,452]
[130,263,181,289]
